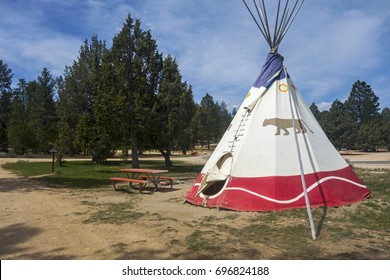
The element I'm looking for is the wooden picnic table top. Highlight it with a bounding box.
[119,168,169,174]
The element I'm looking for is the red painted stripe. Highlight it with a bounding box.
[185,166,370,211]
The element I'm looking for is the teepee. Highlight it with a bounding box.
[185,0,370,238]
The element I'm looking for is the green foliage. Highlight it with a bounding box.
[320,100,357,149]
[4,68,58,154]
[309,102,321,120]
[345,80,380,126]
[380,108,390,150]
[195,93,232,149]
[7,79,34,154]
[177,84,197,154]
[357,119,383,150]
[106,15,163,166]
[28,68,58,152]
[153,55,192,166]
[316,81,388,150]
[0,60,13,152]
[58,35,107,160]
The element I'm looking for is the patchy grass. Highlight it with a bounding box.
[2,158,389,259]
[1,159,203,189]
[180,168,390,259]
[83,202,144,225]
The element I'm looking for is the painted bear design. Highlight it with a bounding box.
[262,118,313,136]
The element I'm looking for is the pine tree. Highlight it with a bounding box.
[216,101,232,141]
[109,14,162,167]
[177,83,197,155]
[154,55,185,166]
[309,102,321,121]
[319,100,356,150]
[357,119,382,151]
[345,80,380,126]
[197,93,218,149]
[58,35,107,161]
[0,60,13,152]
[380,108,390,150]
[7,79,35,154]
[28,68,58,152]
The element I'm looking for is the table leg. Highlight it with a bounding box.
[126,173,141,189]
[145,174,161,192]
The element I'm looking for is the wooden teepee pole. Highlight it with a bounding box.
[285,69,317,240]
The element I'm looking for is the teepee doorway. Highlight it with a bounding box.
[198,153,233,197]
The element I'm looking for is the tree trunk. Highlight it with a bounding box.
[130,126,140,168]
[159,148,172,167]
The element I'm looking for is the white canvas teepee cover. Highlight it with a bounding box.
[185,52,370,211]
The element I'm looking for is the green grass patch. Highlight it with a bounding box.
[182,167,390,259]
[83,202,144,224]
[1,159,203,189]
[185,230,218,251]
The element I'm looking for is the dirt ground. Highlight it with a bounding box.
[0,152,389,260]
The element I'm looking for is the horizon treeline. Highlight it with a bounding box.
[310,80,390,151]
[0,14,232,167]
[1,15,389,167]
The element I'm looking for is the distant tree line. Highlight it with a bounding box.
[0,15,233,167]
[310,80,390,151]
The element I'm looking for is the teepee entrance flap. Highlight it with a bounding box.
[197,153,233,197]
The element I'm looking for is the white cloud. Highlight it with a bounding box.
[0,1,83,80]
[317,102,333,112]
[0,0,389,109]
[20,36,82,76]
[279,5,388,106]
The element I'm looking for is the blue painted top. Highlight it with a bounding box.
[252,53,286,89]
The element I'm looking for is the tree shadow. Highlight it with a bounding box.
[0,223,76,259]
[0,178,47,193]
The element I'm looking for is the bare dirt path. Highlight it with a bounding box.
[0,153,389,260]
[341,151,390,169]
[0,156,244,259]
[0,167,114,259]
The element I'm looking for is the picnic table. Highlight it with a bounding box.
[110,168,173,193]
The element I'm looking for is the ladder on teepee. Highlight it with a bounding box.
[226,110,252,154]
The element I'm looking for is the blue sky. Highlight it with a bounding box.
[1,0,389,111]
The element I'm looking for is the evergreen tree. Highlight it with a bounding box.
[319,100,356,150]
[216,101,232,141]
[7,79,35,154]
[309,102,321,121]
[231,107,237,118]
[0,60,13,152]
[93,48,121,162]
[380,107,390,150]
[197,93,218,149]
[177,83,197,155]
[357,119,383,151]
[27,68,58,152]
[345,80,380,126]
[108,14,162,166]
[153,55,185,166]
[58,35,107,161]
[131,29,163,155]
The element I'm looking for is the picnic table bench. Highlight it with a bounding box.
[139,175,176,188]
[110,177,148,191]
[110,168,170,193]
